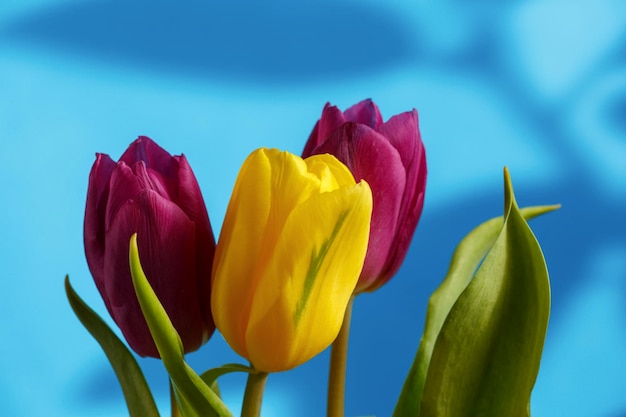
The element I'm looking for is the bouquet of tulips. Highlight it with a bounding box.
[66,99,557,417]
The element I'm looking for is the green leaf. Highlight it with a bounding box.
[393,170,559,417]
[200,363,258,389]
[64,276,160,417]
[419,168,554,416]
[128,234,233,417]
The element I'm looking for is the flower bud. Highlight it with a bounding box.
[211,148,372,372]
[84,136,215,357]
[303,99,427,293]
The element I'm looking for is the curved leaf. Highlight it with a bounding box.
[419,168,553,416]
[65,276,159,417]
[200,363,258,389]
[128,235,233,417]
[394,171,558,417]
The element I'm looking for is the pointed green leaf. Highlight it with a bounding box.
[64,276,160,417]
[418,168,553,416]
[128,234,233,417]
[394,174,558,417]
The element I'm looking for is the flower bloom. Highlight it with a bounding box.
[84,136,216,357]
[211,148,372,372]
[303,99,427,293]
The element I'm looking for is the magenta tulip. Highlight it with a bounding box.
[303,99,427,293]
[84,136,215,357]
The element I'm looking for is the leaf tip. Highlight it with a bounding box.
[64,275,75,301]
[130,232,138,255]
[503,166,517,214]
[129,233,141,284]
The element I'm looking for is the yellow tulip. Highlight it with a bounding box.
[211,148,372,372]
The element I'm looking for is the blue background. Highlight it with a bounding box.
[1,0,625,416]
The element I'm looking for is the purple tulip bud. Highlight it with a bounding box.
[303,99,427,293]
[84,136,216,357]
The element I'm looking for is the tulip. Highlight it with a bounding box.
[84,136,216,358]
[303,99,427,293]
[211,148,372,372]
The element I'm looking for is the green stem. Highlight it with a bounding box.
[241,370,269,417]
[327,296,355,417]
[170,379,181,417]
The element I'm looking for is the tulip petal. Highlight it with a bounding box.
[303,104,347,158]
[375,110,427,289]
[84,153,117,299]
[245,173,372,372]
[173,155,213,229]
[173,154,216,329]
[104,189,205,357]
[212,149,373,371]
[137,164,173,201]
[84,136,216,358]
[317,103,347,146]
[119,136,177,176]
[378,110,420,172]
[212,149,330,359]
[302,101,427,293]
[211,149,273,359]
[312,123,406,291]
[120,136,179,201]
[104,162,144,231]
[344,98,383,129]
[304,153,355,191]
[302,120,322,158]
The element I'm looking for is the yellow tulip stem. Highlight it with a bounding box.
[170,379,181,417]
[241,370,269,417]
[327,295,355,417]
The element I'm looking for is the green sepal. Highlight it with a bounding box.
[64,276,160,417]
[394,169,559,417]
[128,234,233,417]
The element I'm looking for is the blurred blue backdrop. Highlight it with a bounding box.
[1,0,625,416]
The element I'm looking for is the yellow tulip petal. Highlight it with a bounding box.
[211,149,273,358]
[212,149,335,360]
[213,149,373,372]
[305,153,356,191]
[245,180,372,372]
